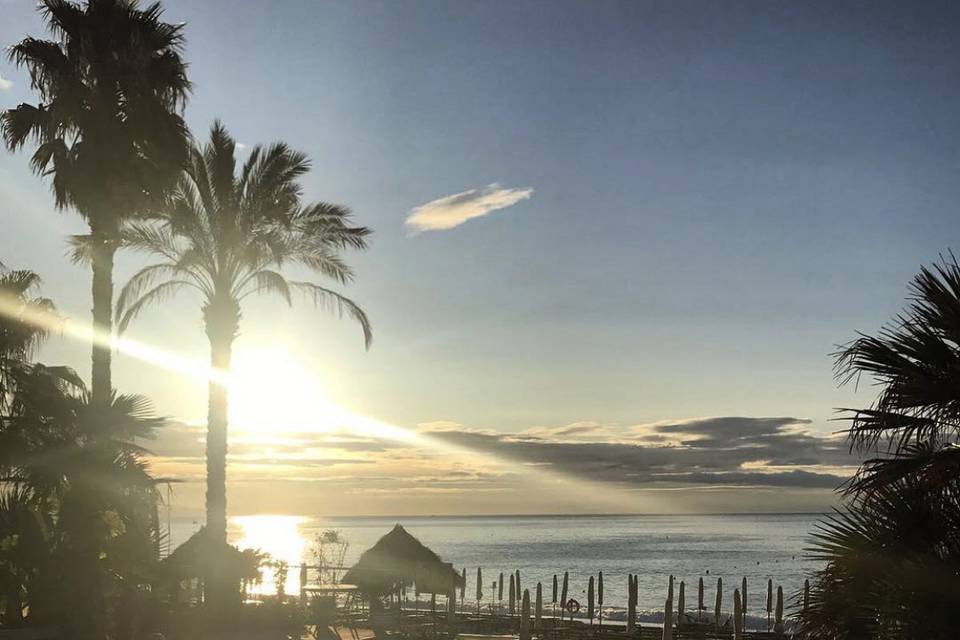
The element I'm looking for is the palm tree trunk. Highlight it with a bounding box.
[90,235,115,406]
[203,296,240,611]
[204,298,240,543]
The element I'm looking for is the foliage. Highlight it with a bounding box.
[0,264,167,637]
[796,255,960,639]
[313,529,349,586]
[2,0,192,404]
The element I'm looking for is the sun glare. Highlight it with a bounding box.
[233,514,308,596]
[228,347,336,435]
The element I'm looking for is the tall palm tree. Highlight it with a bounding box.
[2,0,191,406]
[795,255,960,639]
[116,122,372,548]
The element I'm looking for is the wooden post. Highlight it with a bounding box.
[520,589,531,640]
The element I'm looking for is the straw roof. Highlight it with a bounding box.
[160,526,263,584]
[342,524,464,596]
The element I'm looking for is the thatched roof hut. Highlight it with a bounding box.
[159,526,263,587]
[342,524,464,596]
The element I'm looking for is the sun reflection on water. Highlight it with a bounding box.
[232,515,309,596]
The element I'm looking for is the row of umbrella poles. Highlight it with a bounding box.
[660,575,810,640]
[447,568,811,638]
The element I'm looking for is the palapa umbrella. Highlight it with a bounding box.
[803,578,810,612]
[678,580,685,621]
[774,585,784,633]
[766,578,773,630]
[509,573,516,615]
[662,597,674,640]
[733,589,742,640]
[698,577,704,621]
[535,582,543,629]
[714,577,722,629]
[587,575,595,624]
[520,589,531,640]
[560,571,569,620]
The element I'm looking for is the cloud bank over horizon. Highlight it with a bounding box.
[148,415,854,516]
[405,183,533,233]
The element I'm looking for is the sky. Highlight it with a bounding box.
[1,0,959,516]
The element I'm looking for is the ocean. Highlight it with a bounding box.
[170,513,823,627]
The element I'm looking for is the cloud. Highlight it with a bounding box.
[0,75,12,91]
[405,183,533,233]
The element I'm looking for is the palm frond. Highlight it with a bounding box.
[289,281,372,349]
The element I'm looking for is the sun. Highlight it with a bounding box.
[228,346,336,435]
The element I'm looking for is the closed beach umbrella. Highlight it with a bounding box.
[516,570,521,607]
[662,597,674,640]
[499,572,504,606]
[627,574,637,632]
[509,574,516,615]
[774,586,784,633]
[803,578,810,612]
[766,578,773,630]
[461,568,466,599]
[741,577,747,630]
[535,582,543,629]
[668,574,674,602]
[733,589,742,640]
[698,577,704,621]
[520,589,531,640]
[561,572,569,619]
[587,575,595,623]
[552,574,558,604]
[476,568,483,611]
[714,577,722,628]
[598,571,604,627]
[678,580,685,620]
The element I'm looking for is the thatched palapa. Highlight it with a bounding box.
[342,524,464,596]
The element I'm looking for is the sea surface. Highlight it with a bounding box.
[169,513,822,624]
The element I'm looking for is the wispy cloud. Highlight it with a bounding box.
[405,183,533,233]
[0,75,12,91]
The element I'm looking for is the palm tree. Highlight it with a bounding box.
[2,0,191,406]
[116,122,371,549]
[795,255,960,639]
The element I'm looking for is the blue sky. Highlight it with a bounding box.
[1,1,958,515]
